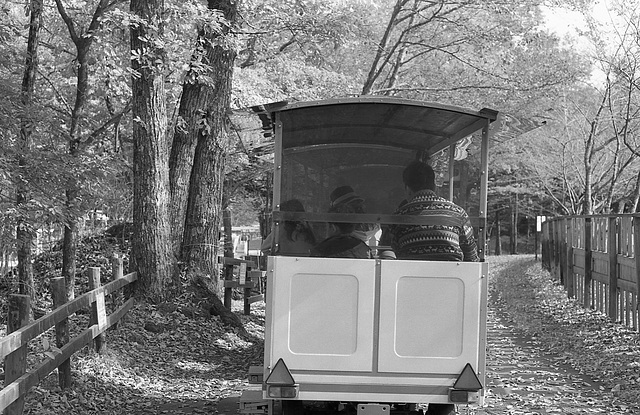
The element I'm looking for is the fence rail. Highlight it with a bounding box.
[0,256,137,414]
[541,214,640,331]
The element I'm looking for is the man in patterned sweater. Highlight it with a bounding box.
[389,160,479,262]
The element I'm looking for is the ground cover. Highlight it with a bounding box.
[484,255,640,414]
[4,254,639,414]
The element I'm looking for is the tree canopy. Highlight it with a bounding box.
[1,0,637,299]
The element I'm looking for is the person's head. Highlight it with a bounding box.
[328,186,365,234]
[281,199,305,213]
[279,199,312,242]
[402,161,436,193]
[329,186,365,212]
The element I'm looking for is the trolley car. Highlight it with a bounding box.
[243,97,498,415]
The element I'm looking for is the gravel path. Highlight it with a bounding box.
[477,305,626,414]
[473,255,639,415]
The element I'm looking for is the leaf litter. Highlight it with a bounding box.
[15,255,640,414]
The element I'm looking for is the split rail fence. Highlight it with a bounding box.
[541,214,640,331]
[0,255,136,415]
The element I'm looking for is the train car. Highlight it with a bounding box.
[242,97,499,415]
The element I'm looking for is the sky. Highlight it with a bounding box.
[539,1,626,85]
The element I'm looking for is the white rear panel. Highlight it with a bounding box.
[267,257,376,372]
[378,261,483,373]
[264,256,487,403]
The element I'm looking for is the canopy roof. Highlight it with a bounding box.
[255,97,498,154]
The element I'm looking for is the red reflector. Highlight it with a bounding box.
[268,386,282,398]
[449,389,480,403]
[449,389,468,403]
[453,363,482,391]
[267,385,298,398]
[281,387,297,398]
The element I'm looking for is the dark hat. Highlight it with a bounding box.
[330,186,364,208]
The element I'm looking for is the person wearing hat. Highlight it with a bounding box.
[311,186,378,258]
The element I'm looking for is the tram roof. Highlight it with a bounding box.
[252,97,499,154]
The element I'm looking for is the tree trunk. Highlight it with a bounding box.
[168,86,201,260]
[16,0,43,304]
[130,0,175,301]
[494,209,501,256]
[180,0,238,291]
[55,0,114,300]
[361,0,404,95]
[631,170,640,212]
[61,188,78,300]
[510,194,518,254]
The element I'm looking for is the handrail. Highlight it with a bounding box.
[271,211,473,228]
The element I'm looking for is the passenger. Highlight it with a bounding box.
[388,161,479,262]
[311,186,377,258]
[261,199,316,256]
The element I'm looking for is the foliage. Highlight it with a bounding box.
[0,0,637,291]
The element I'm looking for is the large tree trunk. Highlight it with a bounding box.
[130,0,175,301]
[169,0,237,269]
[179,0,237,278]
[178,0,239,328]
[16,0,43,304]
[168,85,200,260]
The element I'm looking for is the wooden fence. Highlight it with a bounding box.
[220,256,265,315]
[541,215,640,331]
[0,256,136,414]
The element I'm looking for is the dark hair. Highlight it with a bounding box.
[281,199,305,213]
[402,161,436,192]
[280,199,315,244]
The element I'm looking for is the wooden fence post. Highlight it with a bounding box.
[608,217,619,322]
[244,271,252,316]
[51,277,72,389]
[89,267,106,353]
[584,217,593,308]
[223,263,234,310]
[542,220,550,271]
[565,218,575,299]
[551,219,559,280]
[4,294,30,415]
[111,255,124,329]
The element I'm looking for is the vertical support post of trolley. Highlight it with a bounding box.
[448,143,455,202]
[476,112,494,395]
[477,115,492,262]
[271,113,284,255]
